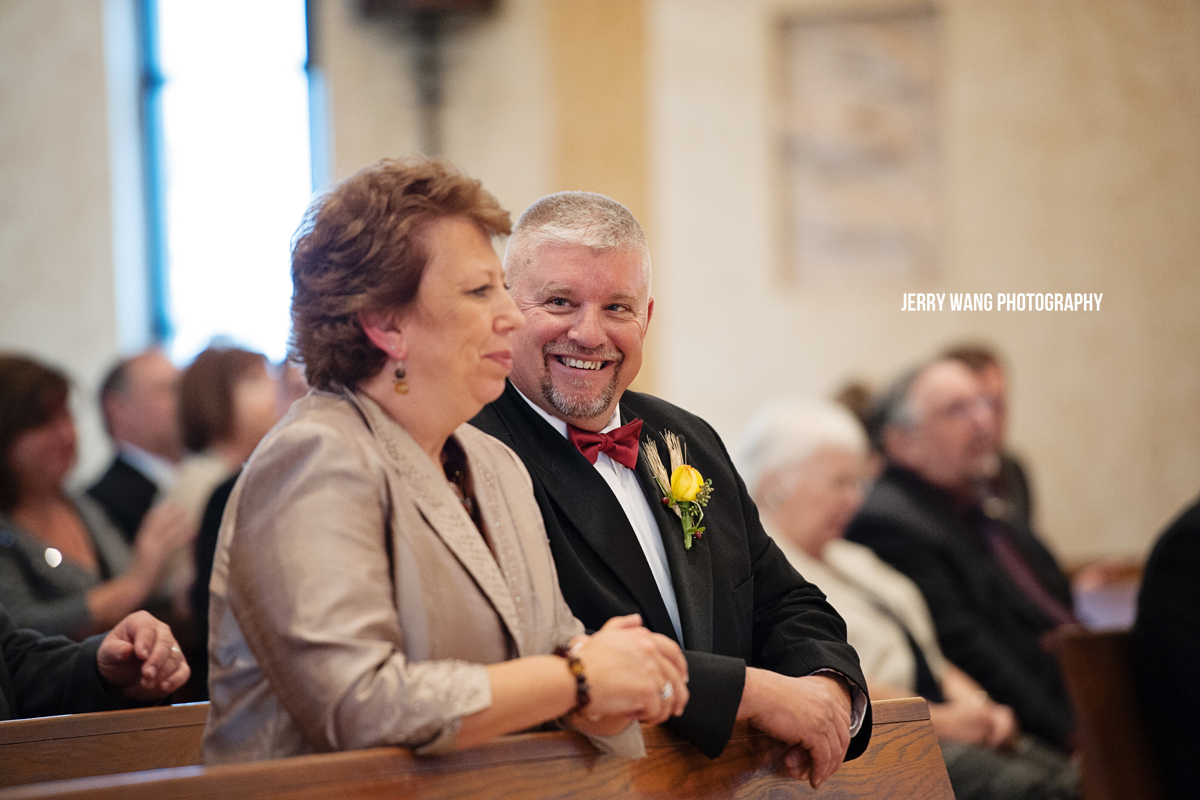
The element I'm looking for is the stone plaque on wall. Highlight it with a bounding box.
[780,9,940,281]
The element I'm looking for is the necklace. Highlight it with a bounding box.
[446,468,476,516]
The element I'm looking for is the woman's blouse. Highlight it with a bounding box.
[0,495,132,638]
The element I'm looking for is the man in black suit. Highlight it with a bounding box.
[1133,494,1200,800]
[88,349,183,543]
[1,605,190,720]
[472,192,870,787]
[846,359,1076,749]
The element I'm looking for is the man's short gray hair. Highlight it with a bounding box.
[866,363,929,452]
[504,191,651,288]
[737,397,868,498]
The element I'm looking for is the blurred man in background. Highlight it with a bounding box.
[942,344,1033,530]
[847,358,1076,750]
[88,349,183,544]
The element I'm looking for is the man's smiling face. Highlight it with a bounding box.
[506,242,653,431]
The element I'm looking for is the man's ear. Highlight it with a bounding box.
[357,309,408,361]
[643,296,655,333]
[883,426,910,467]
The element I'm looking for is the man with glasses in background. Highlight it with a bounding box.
[846,358,1077,752]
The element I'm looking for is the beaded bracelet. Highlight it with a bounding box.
[553,642,591,713]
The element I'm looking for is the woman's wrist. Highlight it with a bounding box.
[553,641,591,715]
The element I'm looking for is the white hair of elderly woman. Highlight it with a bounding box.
[737,397,868,500]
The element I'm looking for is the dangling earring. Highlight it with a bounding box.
[393,361,409,395]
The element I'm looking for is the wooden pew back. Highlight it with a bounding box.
[0,703,207,788]
[0,698,951,800]
[1051,626,1163,800]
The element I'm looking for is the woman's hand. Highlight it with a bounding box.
[982,700,1019,750]
[929,693,1019,749]
[929,695,996,745]
[573,614,689,726]
[130,501,195,580]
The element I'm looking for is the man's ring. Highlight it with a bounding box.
[170,646,182,654]
[659,682,674,700]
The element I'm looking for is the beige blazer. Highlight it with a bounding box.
[203,388,640,763]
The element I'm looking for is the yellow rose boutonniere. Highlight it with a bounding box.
[643,432,714,549]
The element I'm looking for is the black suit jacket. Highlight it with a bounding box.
[87,455,159,544]
[0,605,120,720]
[472,382,871,759]
[845,464,1074,747]
[1133,493,1200,800]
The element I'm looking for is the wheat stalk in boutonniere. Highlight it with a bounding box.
[641,431,714,550]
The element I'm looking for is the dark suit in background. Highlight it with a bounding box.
[473,382,871,759]
[87,456,159,544]
[846,464,1074,748]
[0,605,123,720]
[1133,494,1200,800]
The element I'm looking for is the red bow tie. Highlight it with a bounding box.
[567,419,643,470]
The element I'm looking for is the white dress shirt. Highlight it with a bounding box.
[516,389,685,645]
[118,442,178,494]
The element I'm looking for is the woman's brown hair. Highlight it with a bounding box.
[289,155,511,390]
[179,346,267,453]
[0,354,70,511]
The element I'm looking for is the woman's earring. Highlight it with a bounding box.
[393,361,409,395]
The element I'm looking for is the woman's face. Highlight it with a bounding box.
[9,408,77,494]
[232,361,280,448]
[400,216,524,422]
[769,445,867,557]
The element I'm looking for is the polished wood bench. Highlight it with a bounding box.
[0,697,951,799]
[0,703,208,788]
[1051,626,1163,800]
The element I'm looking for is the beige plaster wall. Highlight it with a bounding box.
[0,0,120,483]
[319,0,554,216]
[648,0,1200,561]
[4,0,1197,563]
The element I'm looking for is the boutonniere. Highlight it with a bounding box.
[641,431,713,550]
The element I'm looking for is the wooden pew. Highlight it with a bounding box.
[0,703,207,788]
[0,698,951,799]
[1051,626,1163,800]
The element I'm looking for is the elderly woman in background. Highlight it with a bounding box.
[203,156,688,764]
[738,398,1078,800]
[0,355,193,639]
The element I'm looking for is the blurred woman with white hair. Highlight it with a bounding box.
[739,397,1078,800]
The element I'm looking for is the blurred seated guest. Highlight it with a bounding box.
[162,346,282,618]
[846,359,1077,750]
[203,156,688,764]
[187,469,239,700]
[0,355,193,639]
[740,398,1079,800]
[173,346,280,524]
[1133,493,1200,800]
[833,379,883,480]
[88,348,183,544]
[188,360,305,699]
[1,605,189,720]
[941,344,1033,530]
[274,357,309,418]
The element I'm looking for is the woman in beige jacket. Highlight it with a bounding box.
[203,157,688,764]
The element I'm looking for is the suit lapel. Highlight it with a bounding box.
[488,384,678,640]
[347,390,524,651]
[631,410,714,652]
